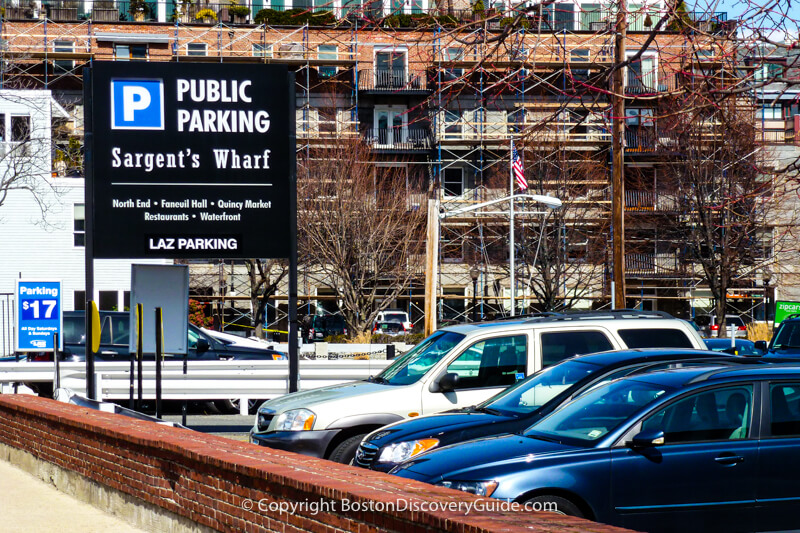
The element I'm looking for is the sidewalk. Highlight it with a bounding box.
[0,459,148,533]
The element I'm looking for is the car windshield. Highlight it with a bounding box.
[772,322,800,350]
[373,330,465,385]
[482,360,599,415]
[525,378,672,446]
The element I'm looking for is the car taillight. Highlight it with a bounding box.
[30,353,52,362]
[738,326,747,331]
[373,324,378,333]
[710,325,719,331]
[344,328,348,335]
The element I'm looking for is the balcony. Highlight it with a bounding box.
[358,69,429,93]
[366,128,431,151]
[625,190,680,212]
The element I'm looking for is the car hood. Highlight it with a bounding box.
[365,411,519,448]
[392,433,579,483]
[259,380,399,413]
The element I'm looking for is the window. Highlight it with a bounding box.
[580,3,602,30]
[769,383,800,437]
[114,44,148,61]
[445,335,527,389]
[618,328,694,349]
[627,54,656,91]
[642,386,753,443]
[444,47,464,79]
[53,40,74,72]
[375,50,406,88]
[252,43,272,58]
[540,331,614,367]
[73,291,86,312]
[571,48,590,82]
[318,45,337,78]
[443,109,462,139]
[73,204,85,247]
[10,115,30,143]
[99,291,118,311]
[0,113,4,143]
[187,43,207,57]
[443,167,464,197]
[373,107,407,146]
[123,291,131,312]
[554,3,575,30]
[757,106,783,120]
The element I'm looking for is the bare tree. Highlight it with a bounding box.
[246,259,289,339]
[298,139,428,334]
[516,148,609,311]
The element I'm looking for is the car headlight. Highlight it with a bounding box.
[274,409,316,431]
[437,480,498,497]
[377,438,439,464]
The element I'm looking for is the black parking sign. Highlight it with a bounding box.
[85,62,293,258]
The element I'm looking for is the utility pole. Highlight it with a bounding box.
[424,198,440,336]
[612,0,627,309]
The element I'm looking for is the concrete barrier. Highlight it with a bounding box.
[0,395,630,533]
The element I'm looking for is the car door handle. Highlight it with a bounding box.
[714,454,744,465]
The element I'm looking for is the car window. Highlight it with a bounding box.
[63,316,85,344]
[110,316,130,345]
[99,316,113,345]
[375,330,464,385]
[642,385,753,443]
[618,328,694,349]
[384,313,407,322]
[772,323,800,349]
[446,335,527,389]
[540,331,614,367]
[526,378,671,446]
[486,359,599,415]
[769,383,800,437]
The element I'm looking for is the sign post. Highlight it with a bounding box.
[15,280,62,353]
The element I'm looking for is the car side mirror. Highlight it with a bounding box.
[195,338,210,353]
[437,372,460,393]
[628,429,665,448]
[754,340,768,352]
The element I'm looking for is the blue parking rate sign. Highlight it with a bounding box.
[110,79,164,130]
[16,280,62,352]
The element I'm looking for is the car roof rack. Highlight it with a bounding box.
[522,309,675,323]
[490,312,565,321]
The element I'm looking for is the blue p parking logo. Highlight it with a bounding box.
[111,79,164,130]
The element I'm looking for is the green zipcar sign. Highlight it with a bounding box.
[774,301,800,326]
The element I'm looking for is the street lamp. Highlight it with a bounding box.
[470,265,480,323]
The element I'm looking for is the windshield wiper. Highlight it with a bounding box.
[523,432,562,443]
[473,406,504,416]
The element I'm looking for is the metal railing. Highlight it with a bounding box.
[366,127,431,150]
[358,68,428,92]
[1,2,727,33]
[625,253,681,275]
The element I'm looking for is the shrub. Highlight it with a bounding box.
[747,322,772,342]
[384,14,413,27]
[228,4,250,17]
[254,8,334,25]
[195,8,217,20]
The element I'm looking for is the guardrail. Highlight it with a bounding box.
[0,359,393,414]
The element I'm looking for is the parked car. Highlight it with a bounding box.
[45,311,286,363]
[703,314,748,338]
[303,314,348,342]
[756,313,800,357]
[703,338,765,357]
[372,320,405,336]
[250,310,707,464]
[374,309,413,332]
[390,364,800,532]
[354,348,747,472]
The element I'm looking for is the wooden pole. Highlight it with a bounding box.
[612,0,627,309]
[424,198,440,335]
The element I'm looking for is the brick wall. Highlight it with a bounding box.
[0,395,629,533]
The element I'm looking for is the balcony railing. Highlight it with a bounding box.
[358,69,428,92]
[626,253,681,276]
[366,128,431,150]
[1,1,727,33]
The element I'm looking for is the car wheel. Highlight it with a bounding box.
[523,495,584,518]
[216,399,260,414]
[328,434,366,464]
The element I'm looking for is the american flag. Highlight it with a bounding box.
[511,141,528,190]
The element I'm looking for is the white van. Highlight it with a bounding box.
[250,310,705,463]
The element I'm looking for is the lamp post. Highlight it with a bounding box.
[470,265,480,323]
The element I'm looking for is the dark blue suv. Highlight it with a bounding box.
[756,315,800,357]
[391,364,800,533]
[354,348,744,472]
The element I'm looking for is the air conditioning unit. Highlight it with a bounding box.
[589,21,612,31]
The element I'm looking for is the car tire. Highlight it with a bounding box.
[523,495,584,518]
[216,399,260,415]
[328,434,366,464]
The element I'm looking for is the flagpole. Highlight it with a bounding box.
[510,139,515,317]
